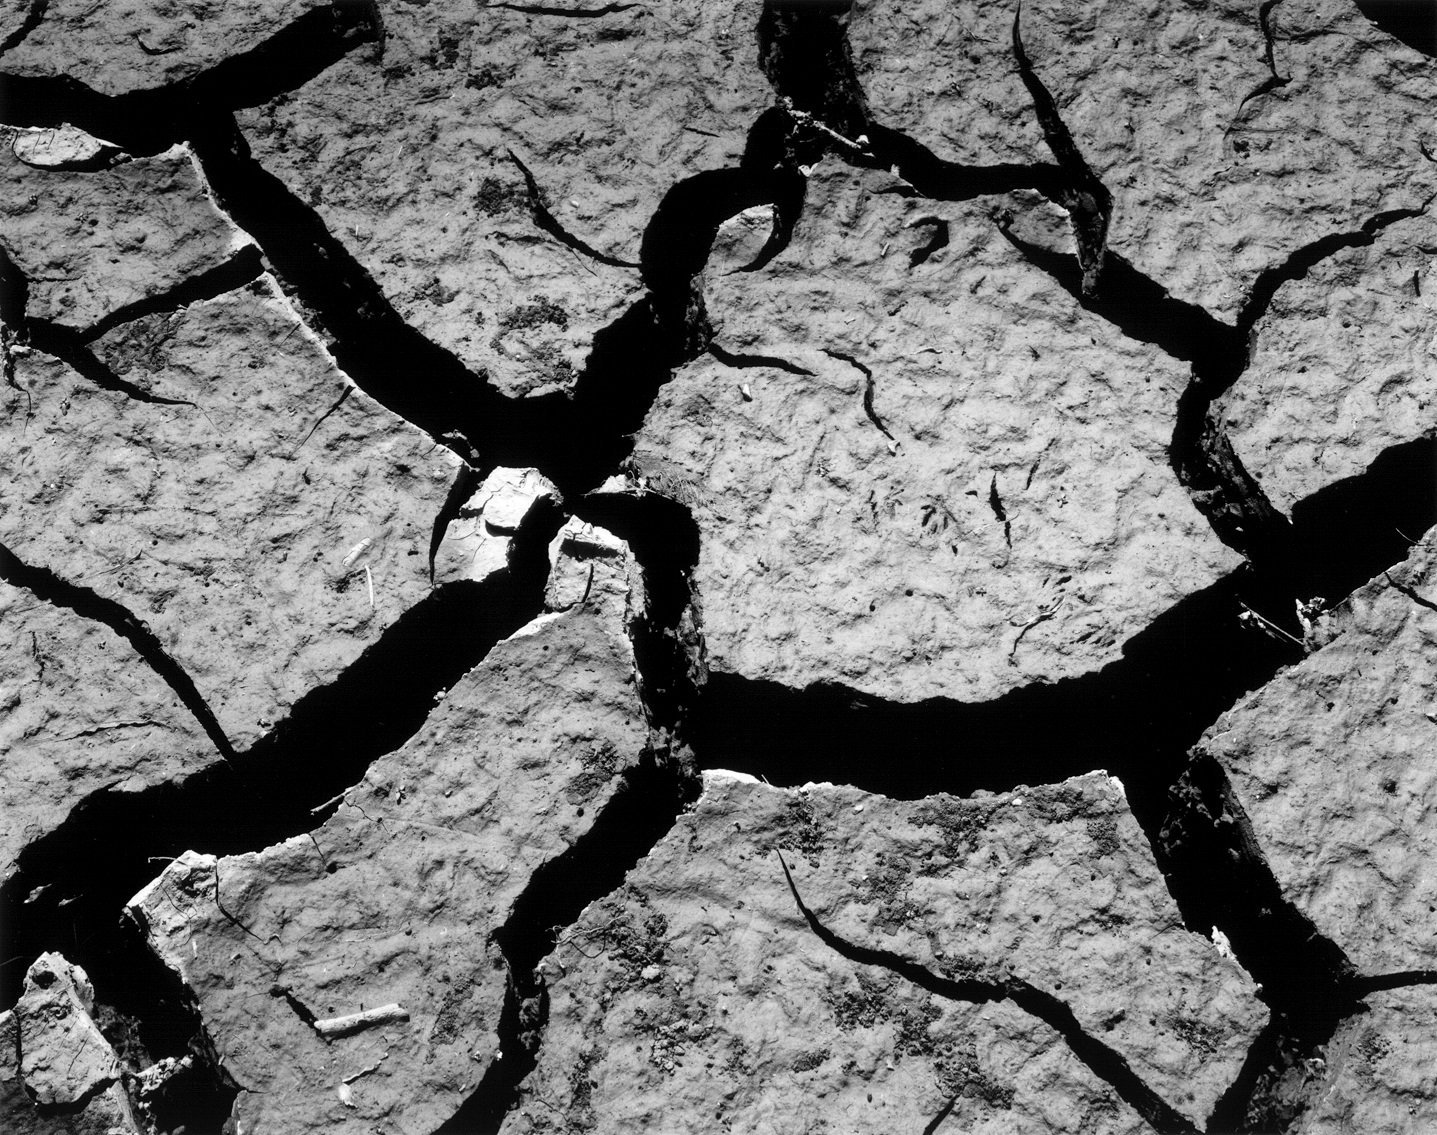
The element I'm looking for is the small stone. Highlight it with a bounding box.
[11,124,123,170]
[14,953,122,1108]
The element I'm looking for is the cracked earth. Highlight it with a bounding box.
[1,1,1436,1132]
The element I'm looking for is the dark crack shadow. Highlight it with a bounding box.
[0,499,566,1010]
[0,4,381,155]
[434,759,696,1135]
[483,1,638,16]
[1355,0,1437,57]
[1012,3,1112,297]
[0,0,47,58]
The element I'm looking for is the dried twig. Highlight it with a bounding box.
[314,1004,409,1039]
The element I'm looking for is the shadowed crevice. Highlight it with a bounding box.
[997,199,1429,566]
[757,0,871,165]
[439,490,705,1132]
[0,2,381,155]
[699,430,1437,1041]
[26,321,198,407]
[0,499,566,1010]
[706,342,813,375]
[574,490,707,751]
[1012,3,1112,297]
[1235,201,1431,345]
[640,166,803,356]
[1355,0,1437,56]
[188,111,524,466]
[0,0,46,57]
[434,757,697,1135]
[867,122,1063,200]
[77,247,267,342]
[483,1,637,15]
[691,568,1296,806]
[3,247,220,409]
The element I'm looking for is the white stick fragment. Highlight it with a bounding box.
[341,538,373,570]
[364,564,375,610]
[313,1004,409,1039]
[342,1051,389,1084]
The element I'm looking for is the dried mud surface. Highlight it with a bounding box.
[2,1,1436,1133]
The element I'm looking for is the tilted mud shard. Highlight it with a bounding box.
[2,0,1436,1132]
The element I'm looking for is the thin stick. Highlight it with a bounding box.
[314,1004,409,1039]
[1237,600,1305,648]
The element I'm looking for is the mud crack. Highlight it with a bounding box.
[0,0,46,58]
[999,197,1431,569]
[1226,0,1292,136]
[823,348,895,446]
[507,149,640,270]
[0,4,382,156]
[0,541,236,761]
[439,492,706,1131]
[483,1,638,15]
[698,429,1437,1128]
[1012,3,1113,297]
[1,499,566,1010]
[777,852,1198,1134]
[707,342,813,376]
[436,757,697,1134]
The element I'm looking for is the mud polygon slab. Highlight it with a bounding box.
[0,141,247,330]
[236,0,770,396]
[636,164,1238,702]
[507,771,1263,1131]
[851,0,1437,323]
[1200,534,1437,973]
[1221,211,1437,514]
[1,281,464,751]
[128,602,646,1135]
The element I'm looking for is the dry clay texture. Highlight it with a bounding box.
[2,1,1437,1134]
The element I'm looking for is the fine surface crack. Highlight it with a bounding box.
[482,2,638,15]
[507,149,640,270]
[76,246,266,342]
[1384,571,1437,613]
[823,348,895,445]
[0,540,236,761]
[0,4,382,156]
[707,342,813,375]
[777,852,1198,1134]
[1226,0,1291,135]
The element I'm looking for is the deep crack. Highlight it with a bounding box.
[0,0,46,58]
[0,498,566,1010]
[1012,3,1113,297]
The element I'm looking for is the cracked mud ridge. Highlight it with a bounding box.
[2,0,1436,1132]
